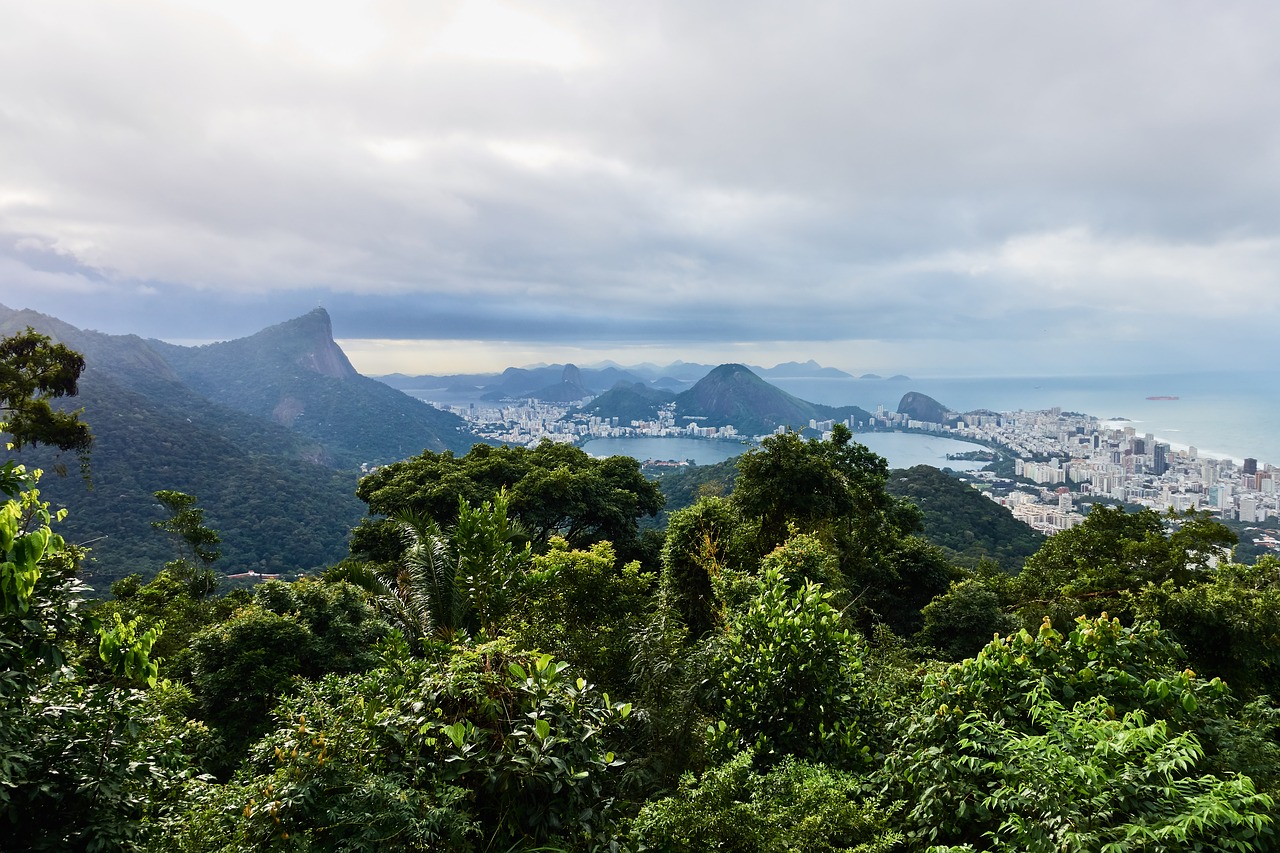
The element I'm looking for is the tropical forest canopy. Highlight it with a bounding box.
[4,330,1280,851]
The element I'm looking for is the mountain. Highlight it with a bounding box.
[673,364,871,437]
[526,363,594,403]
[0,305,478,589]
[149,309,472,464]
[756,360,855,379]
[898,391,951,424]
[385,364,648,402]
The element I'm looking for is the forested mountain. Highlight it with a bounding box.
[149,308,473,463]
[672,363,871,436]
[896,390,951,423]
[572,363,872,435]
[885,464,1044,571]
[0,305,478,588]
[377,358,860,400]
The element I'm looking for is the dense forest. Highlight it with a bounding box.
[5,329,1280,851]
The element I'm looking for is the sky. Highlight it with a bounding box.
[2,0,1280,377]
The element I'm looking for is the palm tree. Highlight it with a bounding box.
[355,489,531,651]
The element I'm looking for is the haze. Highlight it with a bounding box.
[2,1,1279,376]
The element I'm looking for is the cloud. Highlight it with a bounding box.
[2,1,1280,374]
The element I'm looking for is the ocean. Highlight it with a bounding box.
[770,370,1280,468]
[406,369,1280,469]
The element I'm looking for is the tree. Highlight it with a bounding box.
[706,554,872,768]
[631,749,902,852]
[343,490,532,650]
[504,537,655,694]
[659,496,746,640]
[884,615,1275,851]
[917,576,1021,662]
[162,640,634,851]
[0,464,187,852]
[1014,505,1236,629]
[352,440,663,564]
[0,327,92,458]
[187,578,389,773]
[152,490,222,598]
[730,426,950,634]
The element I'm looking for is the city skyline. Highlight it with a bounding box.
[5,3,1280,376]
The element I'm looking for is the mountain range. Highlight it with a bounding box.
[0,304,472,588]
[0,303,959,588]
[376,358,902,402]
[575,364,874,437]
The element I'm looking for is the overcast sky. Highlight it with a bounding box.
[2,0,1279,376]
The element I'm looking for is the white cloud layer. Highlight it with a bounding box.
[2,0,1280,374]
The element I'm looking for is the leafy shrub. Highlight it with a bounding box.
[884,615,1275,851]
[630,749,902,852]
[707,562,870,767]
[161,639,634,851]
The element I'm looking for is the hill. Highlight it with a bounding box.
[573,381,676,423]
[673,364,870,436]
[884,465,1044,571]
[897,391,951,424]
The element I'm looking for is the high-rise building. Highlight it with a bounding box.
[1244,458,1258,476]
[1152,442,1169,476]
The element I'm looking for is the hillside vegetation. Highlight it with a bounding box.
[5,328,1280,852]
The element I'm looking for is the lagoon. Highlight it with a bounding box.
[582,432,993,471]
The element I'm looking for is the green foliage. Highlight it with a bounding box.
[161,641,632,851]
[917,576,1021,662]
[1134,556,1280,698]
[506,537,655,694]
[659,496,745,639]
[151,489,221,599]
[23,374,366,588]
[98,611,164,687]
[1015,506,1235,628]
[453,488,529,634]
[353,440,663,564]
[630,749,902,852]
[884,465,1043,572]
[761,530,845,591]
[646,457,739,526]
[357,489,532,648]
[728,426,949,635]
[0,327,92,459]
[884,615,1272,850]
[188,578,390,771]
[0,464,193,853]
[707,559,871,767]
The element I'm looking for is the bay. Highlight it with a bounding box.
[582,433,992,471]
[581,437,747,465]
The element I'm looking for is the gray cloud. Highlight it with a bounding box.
[2,0,1279,374]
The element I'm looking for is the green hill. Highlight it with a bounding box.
[884,464,1043,571]
[573,381,676,423]
[673,363,870,436]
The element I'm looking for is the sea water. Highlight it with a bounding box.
[771,370,1280,467]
